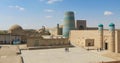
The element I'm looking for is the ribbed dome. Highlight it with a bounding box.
[9,24,23,31]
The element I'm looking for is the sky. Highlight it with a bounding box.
[0,0,120,30]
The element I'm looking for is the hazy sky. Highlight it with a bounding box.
[0,0,120,30]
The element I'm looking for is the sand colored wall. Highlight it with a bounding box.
[103,31,112,50]
[27,37,69,47]
[69,30,101,49]
[101,30,120,53]
[117,31,120,53]
[115,31,120,53]
[70,30,120,53]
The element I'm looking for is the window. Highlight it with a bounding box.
[85,39,94,46]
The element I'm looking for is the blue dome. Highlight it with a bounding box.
[109,23,115,27]
[98,24,103,27]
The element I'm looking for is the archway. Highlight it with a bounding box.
[105,42,108,50]
[79,25,84,30]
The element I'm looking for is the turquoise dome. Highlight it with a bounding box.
[109,23,115,27]
[98,24,103,27]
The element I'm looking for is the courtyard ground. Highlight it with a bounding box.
[21,47,115,63]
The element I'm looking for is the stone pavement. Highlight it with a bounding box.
[21,47,116,63]
[90,49,120,60]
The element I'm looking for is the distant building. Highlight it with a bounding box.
[0,24,50,44]
[75,20,87,30]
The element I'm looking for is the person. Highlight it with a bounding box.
[68,40,71,45]
[87,47,89,51]
[97,48,99,51]
[65,47,69,52]
[100,48,102,51]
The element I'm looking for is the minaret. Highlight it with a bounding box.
[63,11,75,38]
[98,24,103,50]
[108,23,115,52]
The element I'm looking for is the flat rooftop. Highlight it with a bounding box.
[21,47,115,63]
[0,45,22,63]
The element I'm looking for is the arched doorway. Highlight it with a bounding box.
[79,25,84,30]
[105,42,108,50]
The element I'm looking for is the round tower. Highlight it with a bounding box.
[63,11,75,38]
[108,23,115,52]
[98,24,103,50]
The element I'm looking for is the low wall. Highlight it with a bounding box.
[27,37,70,47]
